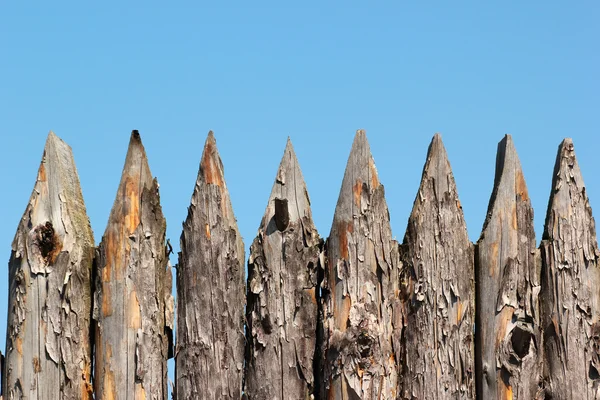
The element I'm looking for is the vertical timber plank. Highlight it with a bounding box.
[476,135,542,399]
[321,130,401,399]
[244,138,321,399]
[540,139,600,398]
[93,131,173,399]
[1,350,3,400]
[4,132,95,399]
[401,134,475,399]
[176,132,245,399]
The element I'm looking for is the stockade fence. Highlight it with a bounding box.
[1,129,598,399]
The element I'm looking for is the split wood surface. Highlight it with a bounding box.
[4,133,95,400]
[3,129,600,400]
[245,139,321,400]
[93,131,173,400]
[176,132,246,399]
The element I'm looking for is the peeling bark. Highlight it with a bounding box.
[244,139,321,399]
[540,139,600,399]
[401,134,474,399]
[320,130,401,399]
[4,132,95,399]
[175,131,245,399]
[93,131,173,400]
[476,135,543,399]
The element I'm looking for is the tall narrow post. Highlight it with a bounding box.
[321,130,401,399]
[1,350,3,400]
[93,131,173,399]
[540,139,600,398]
[401,134,475,399]
[244,139,321,399]
[176,131,245,399]
[4,132,94,399]
[476,135,542,399]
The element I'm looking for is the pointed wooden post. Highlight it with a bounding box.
[540,139,600,398]
[401,134,474,399]
[321,130,400,399]
[4,132,94,399]
[476,135,542,399]
[176,131,245,399]
[93,131,173,399]
[244,138,321,399]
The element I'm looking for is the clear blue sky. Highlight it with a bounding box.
[1,0,598,390]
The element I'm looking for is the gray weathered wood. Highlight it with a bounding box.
[401,134,474,399]
[476,135,542,399]
[540,138,600,399]
[175,131,245,399]
[320,129,401,399]
[4,132,95,399]
[1,350,3,400]
[93,130,173,400]
[245,138,321,399]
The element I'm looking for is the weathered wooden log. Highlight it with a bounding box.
[4,132,95,399]
[320,129,401,399]
[476,135,542,399]
[400,134,474,399]
[93,130,173,399]
[175,131,245,399]
[540,139,600,398]
[1,350,3,400]
[244,138,321,399]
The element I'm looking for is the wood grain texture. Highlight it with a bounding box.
[245,138,321,399]
[4,132,94,399]
[540,139,600,399]
[1,350,3,400]
[400,134,474,399]
[320,130,401,400]
[175,131,245,399]
[476,135,542,399]
[93,131,172,400]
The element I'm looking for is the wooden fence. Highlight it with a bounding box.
[1,129,599,399]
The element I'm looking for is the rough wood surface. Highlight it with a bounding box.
[540,139,600,399]
[1,350,3,400]
[320,130,401,399]
[175,131,245,399]
[93,131,173,400]
[401,134,474,399]
[4,132,95,399]
[245,139,321,399]
[476,135,542,399]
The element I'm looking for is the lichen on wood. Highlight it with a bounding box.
[476,135,543,399]
[175,131,245,399]
[320,130,401,399]
[93,130,173,399]
[400,134,474,399]
[244,138,321,399]
[540,139,600,399]
[4,132,95,399]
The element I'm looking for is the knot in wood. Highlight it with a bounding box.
[274,198,289,232]
[36,221,58,261]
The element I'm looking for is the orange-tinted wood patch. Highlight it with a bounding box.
[201,140,224,187]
